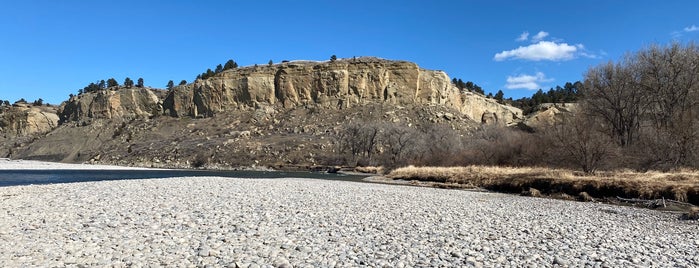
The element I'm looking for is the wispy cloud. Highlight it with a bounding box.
[494,41,580,61]
[516,31,550,43]
[579,52,599,59]
[505,72,553,90]
[672,25,699,37]
[531,31,549,42]
[516,31,529,42]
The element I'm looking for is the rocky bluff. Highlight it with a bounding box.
[59,57,521,125]
[59,87,164,122]
[5,58,527,166]
[0,103,59,137]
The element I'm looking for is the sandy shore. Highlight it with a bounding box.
[0,158,155,170]
[1,170,697,267]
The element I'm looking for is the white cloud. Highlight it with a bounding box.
[494,41,580,61]
[671,25,699,38]
[505,72,553,90]
[531,31,549,42]
[516,31,529,41]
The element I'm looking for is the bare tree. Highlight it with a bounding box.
[547,113,616,173]
[634,43,699,169]
[415,124,463,166]
[336,122,381,165]
[582,59,643,147]
[637,43,699,131]
[381,123,418,166]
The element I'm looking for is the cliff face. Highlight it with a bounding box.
[5,58,528,166]
[0,104,59,137]
[54,58,521,125]
[523,103,578,129]
[59,87,164,122]
[162,58,521,124]
[461,92,523,125]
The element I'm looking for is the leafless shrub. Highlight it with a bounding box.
[414,124,464,166]
[379,123,420,168]
[544,113,617,173]
[192,153,209,168]
[336,122,381,165]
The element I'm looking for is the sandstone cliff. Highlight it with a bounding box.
[162,57,522,125]
[461,92,523,125]
[59,87,164,122]
[0,104,59,137]
[523,103,578,130]
[10,57,526,167]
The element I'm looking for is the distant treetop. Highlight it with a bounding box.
[451,78,484,95]
[199,59,239,80]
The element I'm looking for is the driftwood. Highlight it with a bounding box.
[616,196,666,208]
[616,196,695,208]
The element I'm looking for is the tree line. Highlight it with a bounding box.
[196,59,238,80]
[491,42,699,172]
[510,82,583,114]
[450,78,582,113]
[451,78,485,95]
[332,42,699,173]
[0,98,48,107]
[575,42,699,171]
[78,77,145,95]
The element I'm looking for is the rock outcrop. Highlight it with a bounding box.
[0,104,59,137]
[59,87,164,122]
[461,92,523,125]
[162,57,522,124]
[523,103,578,129]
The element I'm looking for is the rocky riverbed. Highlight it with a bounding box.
[0,158,156,170]
[1,176,697,267]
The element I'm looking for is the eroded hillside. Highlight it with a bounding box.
[2,57,526,169]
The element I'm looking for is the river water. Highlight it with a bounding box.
[0,169,368,187]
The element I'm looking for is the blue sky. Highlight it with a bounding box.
[1,0,698,105]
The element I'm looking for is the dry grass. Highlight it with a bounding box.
[354,166,385,174]
[388,165,699,205]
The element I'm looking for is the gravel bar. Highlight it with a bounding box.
[1,177,697,267]
[0,159,156,170]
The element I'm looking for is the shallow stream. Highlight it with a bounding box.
[0,169,367,187]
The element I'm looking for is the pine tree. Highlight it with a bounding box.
[215,64,223,73]
[473,84,484,95]
[124,77,134,88]
[107,78,119,88]
[223,59,238,70]
[166,80,174,90]
[137,77,144,88]
[464,80,472,90]
[82,82,101,93]
[268,60,273,66]
[330,55,337,62]
[179,80,187,85]
[494,90,504,103]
